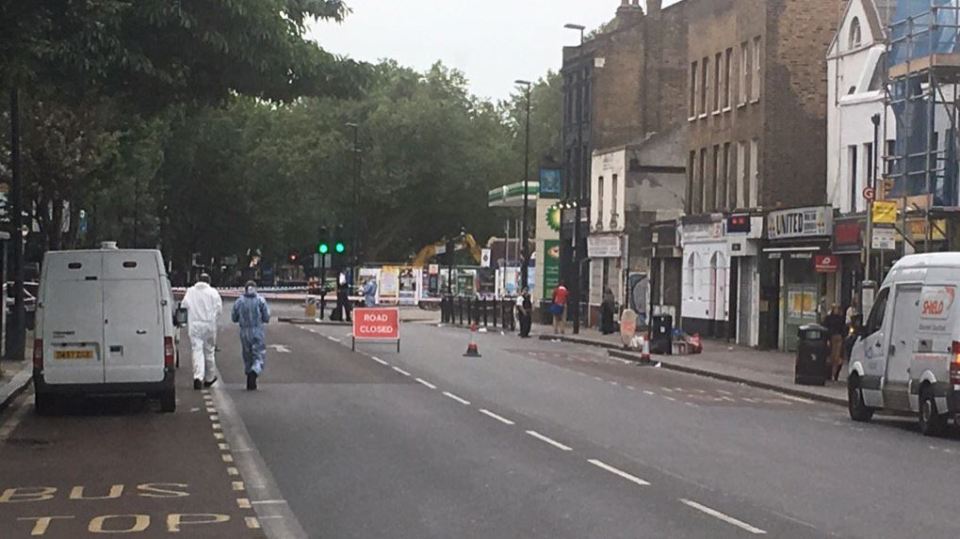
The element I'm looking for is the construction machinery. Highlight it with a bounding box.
[412,233,483,267]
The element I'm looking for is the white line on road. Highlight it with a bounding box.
[479,409,515,425]
[237,498,252,509]
[526,430,573,451]
[587,459,650,486]
[643,390,656,396]
[371,356,389,366]
[245,517,261,529]
[443,391,471,405]
[778,393,815,404]
[392,366,411,376]
[663,396,677,402]
[227,467,240,476]
[268,344,292,353]
[251,499,289,505]
[627,386,636,391]
[609,381,620,386]
[594,376,604,382]
[680,499,767,535]
[326,336,341,343]
[416,378,437,390]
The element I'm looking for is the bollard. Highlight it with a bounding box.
[458,296,464,326]
[492,297,498,327]
[482,297,488,327]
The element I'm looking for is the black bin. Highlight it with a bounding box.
[795,324,829,386]
[651,314,674,355]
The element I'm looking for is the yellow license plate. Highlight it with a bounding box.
[54,350,94,360]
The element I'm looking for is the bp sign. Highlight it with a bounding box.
[546,205,562,232]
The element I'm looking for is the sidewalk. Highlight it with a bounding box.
[0,339,34,411]
[536,324,847,406]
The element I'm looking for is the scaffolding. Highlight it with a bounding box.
[885,0,960,253]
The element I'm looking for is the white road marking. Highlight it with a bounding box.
[526,430,573,451]
[268,344,292,353]
[222,454,234,463]
[227,467,240,476]
[627,386,636,391]
[717,389,733,396]
[588,459,651,486]
[661,387,674,393]
[392,366,411,376]
[609,381,620,386]
[685,402,699,408]
[232,481,245,491]
[209,414,220,421]
[326,336,341,343]
[218,443,230,451]
[643,390,656,396]
[742,398,759,403]
[778,393,815,404]
[479,409,515,425]
[213,432,225,440]
[252,499,289,505]
[664,396,677,402]
[416,378,437,390]
[212,423,222,431]
[371,356,389,366]
[443,391,471,405]
[245,517,261,529]
[680,499,767,535]
[237,498,252,509]
[594,376,604,382]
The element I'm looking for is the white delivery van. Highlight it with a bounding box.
[33,244,187,414]
[848,253,960,435]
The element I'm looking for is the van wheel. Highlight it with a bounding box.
[159,389,176,413]
[848,375,874,422]
[35,392,58,416]
[919,386,947,437]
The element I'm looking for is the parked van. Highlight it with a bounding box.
[848,253,960,435]
[33,244,187,414]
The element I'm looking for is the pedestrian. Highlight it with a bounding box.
[516,287,532,338]
[824,303,846,381]
[231,281,271,390]
[362,276,378,307]
[600,287,616,335]
[551,281,568,334]
[182,273,223,390]
[339,280,353,322]
[846,294,860,326]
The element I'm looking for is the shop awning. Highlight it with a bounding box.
[488,182,540,208]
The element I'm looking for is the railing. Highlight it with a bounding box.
[889,4,960,69]
[439,295,517,331]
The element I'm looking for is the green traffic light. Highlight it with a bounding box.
[335,242,346,254]
[318,243,329,254]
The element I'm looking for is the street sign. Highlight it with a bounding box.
[872,201,897,224]
[872,227,896,250]
[862,187,875,201]
[352,307,401,352]
[481,248,492,268]
[814,255,838,273]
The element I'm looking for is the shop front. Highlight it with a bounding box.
[680,214,729,338]
[726,214,763,347]
[761,206,834,352]
[832,216,865,314]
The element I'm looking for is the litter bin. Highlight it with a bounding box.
[795,324,829,386]
[651,314,674,355]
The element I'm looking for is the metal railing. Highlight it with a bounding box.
[889,4,960,68]
[439,295,517,331]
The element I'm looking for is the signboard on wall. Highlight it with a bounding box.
[588,235,622,258]
[766,206,833,240]
[814,255,838,273]
[539,168,562,198]
[872,201,897,224]
[542,240,561,300]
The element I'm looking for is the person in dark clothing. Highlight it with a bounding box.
[824,304,847,381]
[516,287,533,338]
[600,287,616,335]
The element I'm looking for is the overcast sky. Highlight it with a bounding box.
[308,0,679,102]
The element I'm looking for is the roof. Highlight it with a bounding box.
[828,0,899,54]
[890,252,960,271]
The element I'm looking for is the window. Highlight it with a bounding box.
[752,36,761,101]
[611,174,619,228]
[848,145,859,213]
[686,253,696,300]
[706,145,719,210]
[739,42,749,105]
[720,142,731,209]
[749,139,759,207]
[866,288,889,335]
[597,176,604,230]
[701,57,710,117]
[723,48,733,110]
[885,139,896,176]
[736,141,747,208]
[699,148,707,212]
[713,52,722,113]
[849,17,862,50]
[690,61,698,118]
[687,151,696,213]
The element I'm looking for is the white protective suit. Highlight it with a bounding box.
[182,281,223,383]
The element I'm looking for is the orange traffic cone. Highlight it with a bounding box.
[464,322,482,357]
[640,332,652,364]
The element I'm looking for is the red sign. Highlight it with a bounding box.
[353,308,400,340]
[815,255,838,273]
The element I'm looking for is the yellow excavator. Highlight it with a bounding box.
[412,233,483,267]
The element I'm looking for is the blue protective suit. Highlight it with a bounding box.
[232,290,271,375]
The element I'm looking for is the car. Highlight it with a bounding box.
[848,253,960,436]
[32,243,187,415]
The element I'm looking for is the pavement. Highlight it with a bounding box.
[0,338,36,412]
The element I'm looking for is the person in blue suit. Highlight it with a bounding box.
[232,281,271,390]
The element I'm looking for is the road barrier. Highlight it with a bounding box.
[440,295,516,332]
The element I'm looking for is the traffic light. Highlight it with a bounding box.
[335,241,346,254]
[317,226,329,255]
[288,250,299,263]
[335,224,346,256]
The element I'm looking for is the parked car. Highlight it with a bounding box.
[848,253,960,435]
[33,243,187,414]
[5,281,39,329]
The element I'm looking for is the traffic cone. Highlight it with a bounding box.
[464,322,482,357]
[640,333,652,364]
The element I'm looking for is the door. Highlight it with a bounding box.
[42,252,104,385]
[883,284,923,411]
[103,253,165,383]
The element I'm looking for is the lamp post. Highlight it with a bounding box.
[515,79,532,289]
[345,122,361,283]
[565,23,586,334]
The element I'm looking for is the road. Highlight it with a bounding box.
[3,304,960,538]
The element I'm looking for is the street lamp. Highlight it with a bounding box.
[515,79,533,289]
[345,122,361,282]
[564,22,586,334]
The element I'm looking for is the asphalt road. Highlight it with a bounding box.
[5,303,960,538]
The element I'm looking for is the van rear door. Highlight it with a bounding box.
[42,252,104,385]
[103,253,164,383]
[884,284,923,411]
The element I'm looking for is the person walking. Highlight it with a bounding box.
[362,276,378,307]
[516,287,532,338]
[232,281,271,390]
[824,303,847,382]
[182,273,223,390]
[600,287,616,335]
[551,281,569,334]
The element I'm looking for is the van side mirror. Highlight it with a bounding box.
[174,307,188,327]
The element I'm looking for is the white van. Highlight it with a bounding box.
[33,245,187,414]
[848,253,960,435]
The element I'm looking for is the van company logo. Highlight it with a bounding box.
[921,286,956,319]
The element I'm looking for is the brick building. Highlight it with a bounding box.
[680,0,840,349]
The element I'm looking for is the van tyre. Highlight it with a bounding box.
[159,388,176,413]
[848,375,874,422]
[919,386,947,437]
[34,392,58,416]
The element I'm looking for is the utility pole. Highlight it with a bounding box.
[565,23,586,335]
[346,122,361,284]
[5,89,25,361]
[516,80,532,289]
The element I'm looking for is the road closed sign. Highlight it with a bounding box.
[353,308,401,352]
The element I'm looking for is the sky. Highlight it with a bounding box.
[308,0,679,102]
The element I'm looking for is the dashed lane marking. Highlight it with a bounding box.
[479,409,516,425]
[232,481,245,491]
[210,414,220,421]
[218,443,230,451]
[227,467,240,476]
[212,422,223,431]
[627,385,636,391]
[251,499,289,505]
[214,432,225,440]
[372,356,389,366]
[664,396,677,402]
[609,381,620,386]
[392,366,411,376]
[643,390,656,396]
[326,336,341,343]
[443,391,471,405]
[416,378,437,390]
[222,454,234,463]
[588,459,651,486]
[245,517,261,529]
[778,393,815,404]
[237,498,252,509]
[680,499,767,535]
[526,430,573,451]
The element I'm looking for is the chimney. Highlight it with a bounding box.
[647,0,662,13]
[617,0,644,23]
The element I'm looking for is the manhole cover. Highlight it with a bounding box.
[5,437,52,448]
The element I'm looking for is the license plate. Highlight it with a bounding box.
[54,350,94,360]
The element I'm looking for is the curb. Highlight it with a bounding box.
[0,367,32,412]
[537,334,626,351]
[608,349,847,407]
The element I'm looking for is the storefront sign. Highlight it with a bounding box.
[872,227,896,250]
[727,214,751,234]
[833,221,862,252]
[872,201,898,225]
[766,206,833,240]
[680,221,724,243]
[814,255,838,273]
[588,235,622,258]
[542,240,561,300]
[539,168,562,198]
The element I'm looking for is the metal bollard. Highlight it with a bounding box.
[492,297,498,327]
[482,297,489,327]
